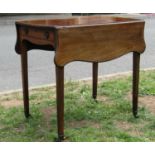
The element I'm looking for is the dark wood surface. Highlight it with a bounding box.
[56,66,64,141]
[132,52,140,117]
[15,16,145,66]
[15,15,146,141]
[16,15,140,27]
[92,62,98,99]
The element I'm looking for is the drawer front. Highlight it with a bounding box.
[21,27,54,43]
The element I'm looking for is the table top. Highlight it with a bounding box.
[15,15,145,66]
[16,15,143,29]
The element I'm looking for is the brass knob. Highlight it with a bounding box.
[44,31,49,39]
[24,28,29,35]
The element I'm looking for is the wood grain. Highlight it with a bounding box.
[15,16,146,64]
[15,15,146,141]
[55,22,145,66]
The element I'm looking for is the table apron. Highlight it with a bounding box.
[55,23,145,66]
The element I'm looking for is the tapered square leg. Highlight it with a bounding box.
[21,51,30,118]
[55,65,65,141]
[132,52,140,118]
[92,62,98,99]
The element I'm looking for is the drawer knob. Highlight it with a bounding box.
[24,28,29,35]
[44,32,49,39]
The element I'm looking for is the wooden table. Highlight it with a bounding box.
[15,15,146,141]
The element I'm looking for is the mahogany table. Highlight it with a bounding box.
[15,15,146,141]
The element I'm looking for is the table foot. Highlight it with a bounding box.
[54,135,65,142]
[133,111,139,118]
[92,95,97,100]
[24,113,32,119]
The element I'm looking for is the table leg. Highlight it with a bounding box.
[132,52,140,118]
[92,62,98,99]
[21,51,30,118]
[56,65,64,141]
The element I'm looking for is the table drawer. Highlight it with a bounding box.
[21,27,54,42]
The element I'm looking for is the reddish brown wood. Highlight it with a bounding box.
[92,62,98,99]
[56,65,64,141]
[21,48,30,118]
[15,15,146,140]
[132,52,140,118]
[15,16,146,61]
[55,22,145,66]
[16,16,140,27]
